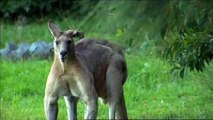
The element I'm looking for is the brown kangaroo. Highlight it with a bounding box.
[44,20,128,120]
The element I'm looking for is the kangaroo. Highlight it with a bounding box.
[44,20,128,120]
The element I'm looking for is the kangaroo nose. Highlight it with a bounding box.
[60,51,67,57]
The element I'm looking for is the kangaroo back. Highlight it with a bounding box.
[76,39,125,56]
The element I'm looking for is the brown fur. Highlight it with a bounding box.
[44,20,128,120]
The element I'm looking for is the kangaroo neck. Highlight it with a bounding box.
[54,52,78,73]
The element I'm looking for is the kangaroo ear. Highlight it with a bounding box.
[73,29,84,39]
[48,20,62,38]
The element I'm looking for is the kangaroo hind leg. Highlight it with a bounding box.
[115,92,128,119]
[106,62,125,119]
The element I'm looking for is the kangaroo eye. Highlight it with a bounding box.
[67,40,72,44]
[55,41,59,45]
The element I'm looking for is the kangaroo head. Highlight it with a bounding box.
[48,20,84,62]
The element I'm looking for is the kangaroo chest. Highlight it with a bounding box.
[56,73,82,97]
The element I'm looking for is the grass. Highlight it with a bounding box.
[0,19,117,49]
[0,54,213,119]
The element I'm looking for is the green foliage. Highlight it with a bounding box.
[167,29,213,78]
[163,0,213,77]
[1,0,56,19]
[0,0,99,21]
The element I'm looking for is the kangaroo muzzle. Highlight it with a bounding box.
[60,51,67,62]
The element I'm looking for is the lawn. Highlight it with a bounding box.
[0,54,213,119]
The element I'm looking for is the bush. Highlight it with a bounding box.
[162,0,213,77]
[0,0,98,21]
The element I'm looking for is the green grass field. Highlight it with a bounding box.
[1,55,213,119]
[0,21,213,119]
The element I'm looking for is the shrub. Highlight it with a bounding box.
[0,0,98,21]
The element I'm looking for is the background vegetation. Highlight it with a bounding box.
[1,0,213,119]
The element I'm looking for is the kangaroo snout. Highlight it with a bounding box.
[60,51,67,56]
[60,50,67,61]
